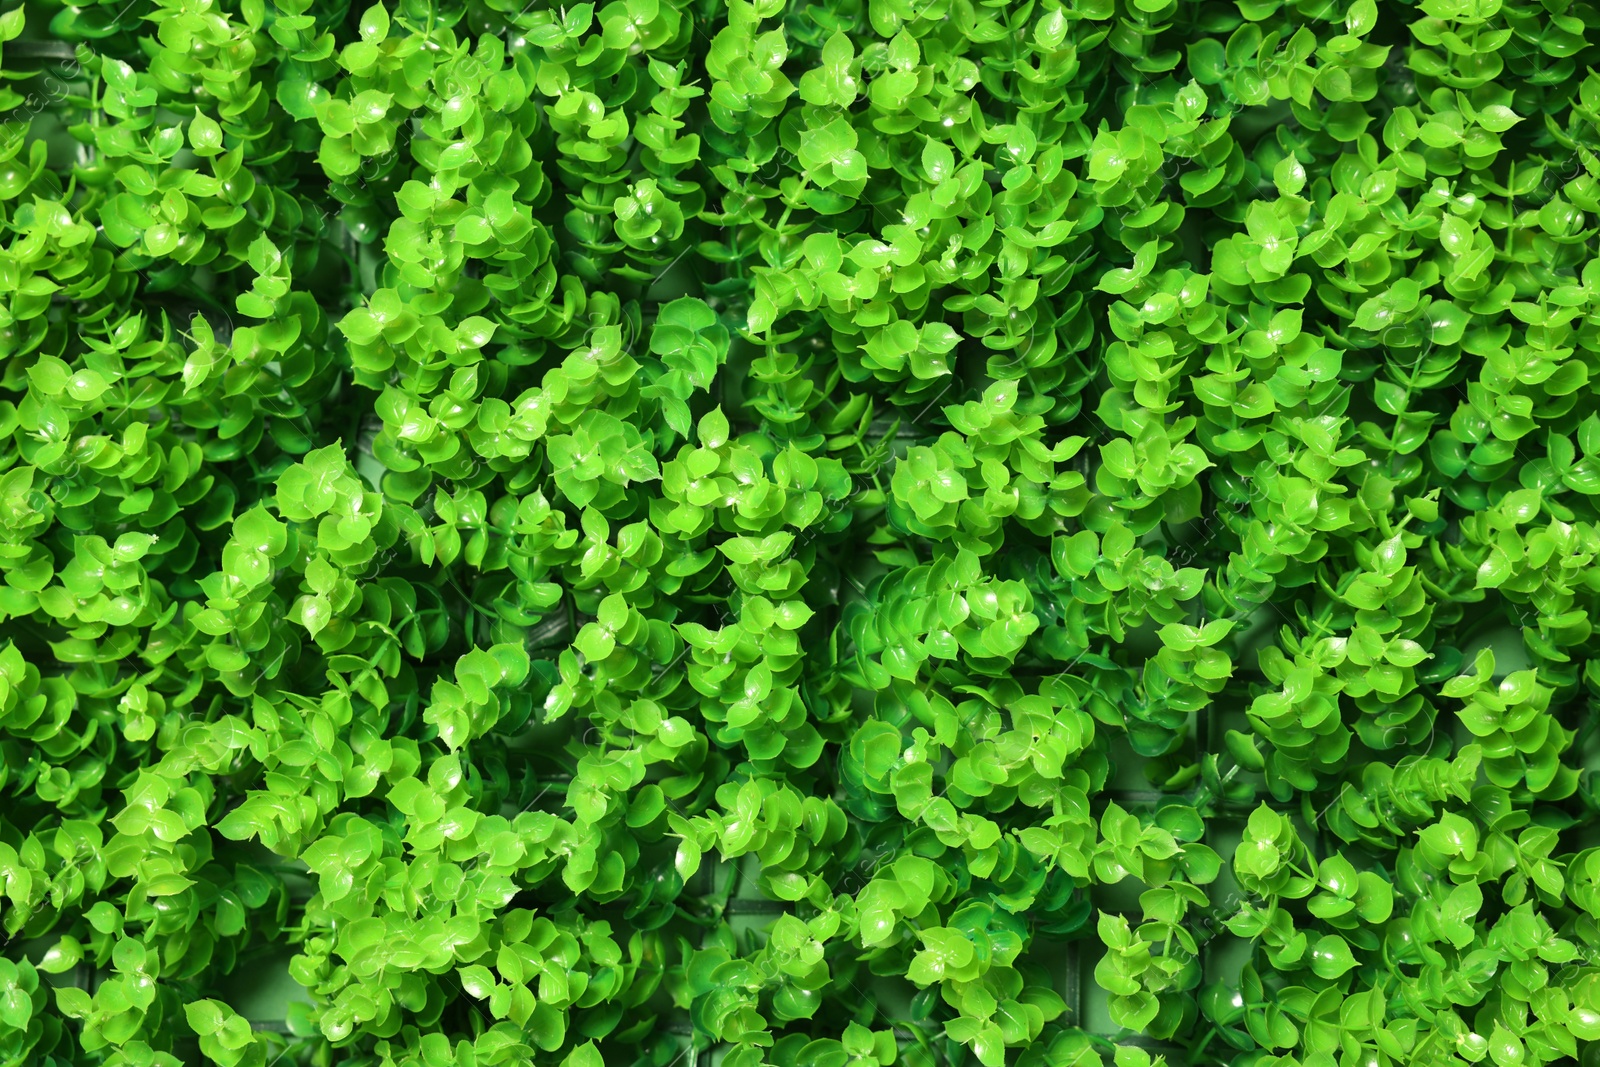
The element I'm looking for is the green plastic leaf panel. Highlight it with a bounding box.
[8,2,1600,1067]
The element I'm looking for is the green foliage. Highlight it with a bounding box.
[6,1,1600,1067]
